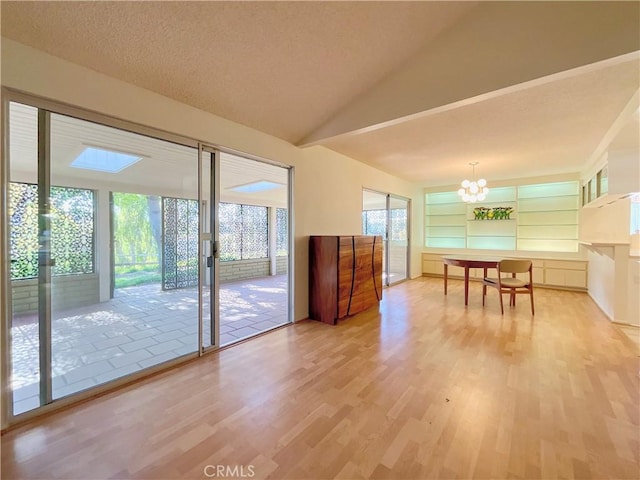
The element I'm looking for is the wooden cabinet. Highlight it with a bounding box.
[544,260,587,288]
[309,235,383,324]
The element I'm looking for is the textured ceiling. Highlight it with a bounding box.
[0,1,475,143]
[1,1,639,187]
[322,59,640,186]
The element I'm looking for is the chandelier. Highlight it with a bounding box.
[458,162,489,203]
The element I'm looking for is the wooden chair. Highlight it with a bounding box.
[482,259,534,315]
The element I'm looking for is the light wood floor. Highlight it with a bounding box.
[1,277,638,479]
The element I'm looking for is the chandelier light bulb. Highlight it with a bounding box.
[458,162,489,203]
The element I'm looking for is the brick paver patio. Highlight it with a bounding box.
[10,274,288,415]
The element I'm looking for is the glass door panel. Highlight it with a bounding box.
[218,153,290,345]
[6,98,292,419]
[362,190,410,287]
[362,190,389,283]
[388,196,409,284]
[48,112,200,400]
[8,102,42,415]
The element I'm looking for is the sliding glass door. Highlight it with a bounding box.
[8,103,41,413]
[388,196,409,284]
[218,153,290,346]
[4,96,293,421]
[362,189,410,286]
[7,101,201,414]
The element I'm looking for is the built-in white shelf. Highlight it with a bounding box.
[425,181,580,253]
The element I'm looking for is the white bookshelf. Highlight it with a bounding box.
[424,191,466,248]
[425,181,580,253]
[517,181,579,252]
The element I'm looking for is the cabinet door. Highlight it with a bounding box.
[309,236,339,324]
[349,236,380,316]
[422,260,445,275]
[544,261,587,288]
[564,270,587,288]
[337,237,354,319]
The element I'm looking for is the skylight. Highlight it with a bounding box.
[229,180,283,193]
[71,146,143,173]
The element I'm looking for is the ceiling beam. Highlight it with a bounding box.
[299,2,640,147]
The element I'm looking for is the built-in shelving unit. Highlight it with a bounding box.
[425,181,580,253]
[517,182,579,252]
[424,191,466,248]
[466,187,516,250]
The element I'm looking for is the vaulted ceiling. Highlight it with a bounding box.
[2,1,639,186]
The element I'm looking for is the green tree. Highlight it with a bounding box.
[112,193,158,267]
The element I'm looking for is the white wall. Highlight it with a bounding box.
[587,249,616,319]
[586,244,638,326]
[580,161,638,325]
[627,258,640,326]
[0,39,423,323]
[579,196,631,245]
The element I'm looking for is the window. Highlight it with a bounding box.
[219,203,268,261]
[10,182,95,279]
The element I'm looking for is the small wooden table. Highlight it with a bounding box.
[442,255,502,306]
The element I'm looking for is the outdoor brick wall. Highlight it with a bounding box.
[11,274,100,314]
[276,256,288,274]
[219,258,270,283]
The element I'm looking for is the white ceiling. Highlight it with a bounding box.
[324,59,640,186]
[2,1,639,187]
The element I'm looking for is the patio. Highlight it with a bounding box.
[10,274,288,415]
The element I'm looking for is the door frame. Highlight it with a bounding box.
[199,145,221,352]
[362,188,411,286]
[387,193,411,286]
